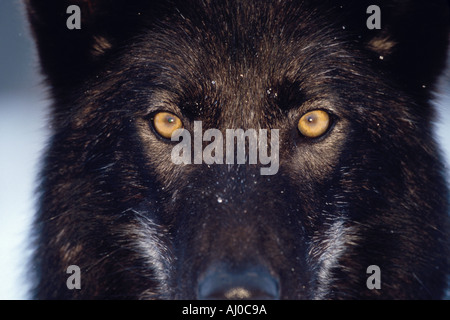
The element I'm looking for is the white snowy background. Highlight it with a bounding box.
[0,1,449,299]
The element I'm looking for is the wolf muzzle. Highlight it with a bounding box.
[197,264,280,300]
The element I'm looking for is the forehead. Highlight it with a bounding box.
[140,3,344,71]
[121,1,361,121]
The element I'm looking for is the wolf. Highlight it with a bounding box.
[26,0,449,299]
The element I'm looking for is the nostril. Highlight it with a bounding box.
[197,265,280,300]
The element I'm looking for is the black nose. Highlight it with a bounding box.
[197,265,280,300]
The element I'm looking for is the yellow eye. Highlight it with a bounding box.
[298,110,331,138]
[152,112,183,139]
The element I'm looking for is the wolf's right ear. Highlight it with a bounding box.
[25,0,169,87]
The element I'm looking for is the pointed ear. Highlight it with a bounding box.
[361,0,450,92]
[25,0,168,86]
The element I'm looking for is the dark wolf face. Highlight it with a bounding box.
[26,0,449,299]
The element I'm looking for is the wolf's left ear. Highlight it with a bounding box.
[357,0,450,92]
[25,0,168,86]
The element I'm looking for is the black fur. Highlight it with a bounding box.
[26,0,450,299]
